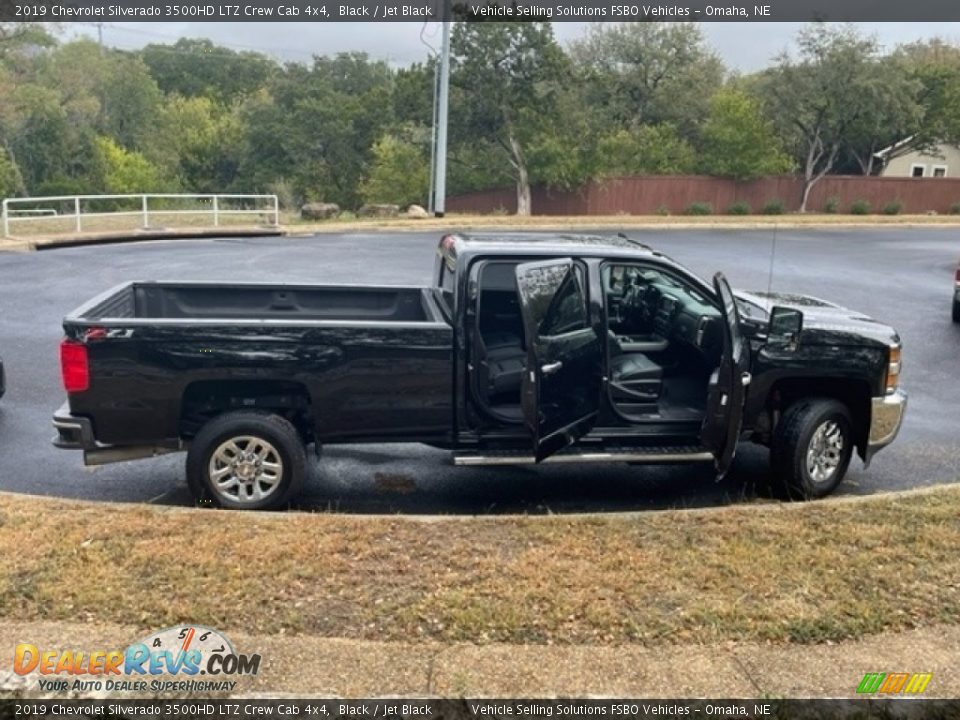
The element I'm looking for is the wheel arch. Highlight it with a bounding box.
[179,379,315,444]
[767,376,872,460]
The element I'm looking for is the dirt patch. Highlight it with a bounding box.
[374,473,418,494]
[0,488,958,645]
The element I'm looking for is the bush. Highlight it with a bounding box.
[882,200,903,216]
[727,201,750,215]
[359,134,429,208]
[654,205,670,216]
[686,201,712,216]
[823,196,840,214]
[761,199,785,215]
[950,202,960,215]
[850,199,871,215]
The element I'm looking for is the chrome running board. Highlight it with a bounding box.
[454,448,714,467]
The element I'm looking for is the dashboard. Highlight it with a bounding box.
[612,280,722,359]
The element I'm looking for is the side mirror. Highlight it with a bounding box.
[768,306,802,346]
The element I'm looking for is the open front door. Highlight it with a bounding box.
[515,259,602,462]
[701,272,751,477]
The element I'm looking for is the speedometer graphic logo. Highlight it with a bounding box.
[126,625,260,677]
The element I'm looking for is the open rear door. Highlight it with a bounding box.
[515,259,602,462]
[701,272,751,477]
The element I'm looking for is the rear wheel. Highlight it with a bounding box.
[186,411,306,510]
[952,297,960,323]
[771,399,854,500]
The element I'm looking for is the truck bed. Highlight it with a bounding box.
[61,281,454,447]
[74,281,445,324]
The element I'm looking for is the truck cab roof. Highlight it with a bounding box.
[443,232,663,262]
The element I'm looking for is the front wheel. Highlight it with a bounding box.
[771,399,854,500]
[186,411,307,510]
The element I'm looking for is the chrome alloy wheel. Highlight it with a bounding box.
[805,420,844,485]
[208,436,284,505]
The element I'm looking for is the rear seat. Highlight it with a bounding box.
[483,332,526,396]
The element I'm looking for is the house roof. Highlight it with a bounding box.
[873,136,916,159]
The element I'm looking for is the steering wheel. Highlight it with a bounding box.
[621,280,655,326]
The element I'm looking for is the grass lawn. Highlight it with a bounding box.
[1,487,958,646]
[6,211,960,246]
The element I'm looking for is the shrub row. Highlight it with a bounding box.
[660,197,960,215]
[681,199,786,216]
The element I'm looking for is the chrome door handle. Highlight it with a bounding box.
[541,361,563,375]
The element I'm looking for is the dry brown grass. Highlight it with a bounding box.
[286,212,960,234]
[5,213,276,239]
[1,488,958,646]
[5,211,960,249]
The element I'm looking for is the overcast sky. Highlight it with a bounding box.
[64,22,960,71]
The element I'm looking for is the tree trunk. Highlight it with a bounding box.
[1,141,26,196]
[516,170,531,216]
[508,133,531,216]
[800,178,815,213]
[799,142,839,213]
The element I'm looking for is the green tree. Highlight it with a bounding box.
[100,54,164,153]
[593,125,696,176]
[841,55,923,175]
[0,145,23,197]
[570,23,725,138]
[91,136,168,193]
[760,23,894,210]
[236,53,393,207]
[359,132,429,207]
[0,22,56,66]
[6,84,76,193]
[451,22,569,215]
[155,95,243,191]
[698,88,792,180]
[879,39,960,172]
[141,39,276,103]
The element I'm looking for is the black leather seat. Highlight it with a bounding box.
[483,332,526,396]
[610,352,663,400]
[610,353,663,382]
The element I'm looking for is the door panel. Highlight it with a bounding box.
[701,273,750,477]
[515,259,602,461]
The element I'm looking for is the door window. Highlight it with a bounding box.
[540,267,588,337]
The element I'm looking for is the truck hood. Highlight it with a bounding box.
[735,290,900,347]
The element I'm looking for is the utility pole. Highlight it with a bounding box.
[432,18,451,218]
[95,23,104,56]
[427,61,439,215]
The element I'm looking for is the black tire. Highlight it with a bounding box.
[186,411,306,510]
[952,298,960,323]
[770,398,854,501]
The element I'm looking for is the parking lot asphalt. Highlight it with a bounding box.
[0,227,957,514]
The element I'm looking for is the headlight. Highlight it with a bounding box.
[885,345,901,394]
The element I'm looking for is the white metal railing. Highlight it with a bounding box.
[1,193,280,238]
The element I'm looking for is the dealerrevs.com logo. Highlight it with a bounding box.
[857,672,933,695]
[14,625,261,693]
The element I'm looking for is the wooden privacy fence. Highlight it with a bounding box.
[446,175,960,215]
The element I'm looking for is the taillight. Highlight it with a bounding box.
[955,264,960,285]
[885,345,901,394]
[60,339,89,393]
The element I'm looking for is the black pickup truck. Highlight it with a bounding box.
[53,234,906,510]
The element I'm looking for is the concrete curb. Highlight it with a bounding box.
[0,482,956,523]
[2,620,957,698]
[0,227,283,253]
